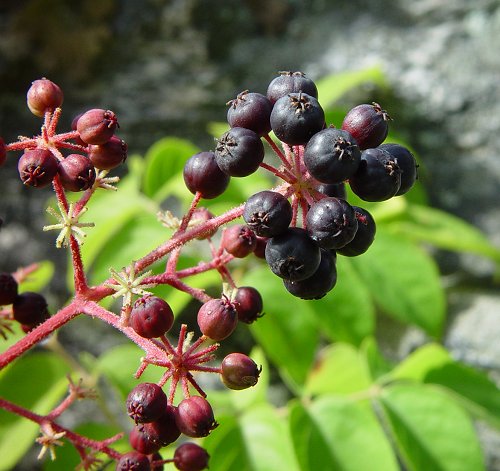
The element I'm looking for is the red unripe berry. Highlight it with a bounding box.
[126,383,168,424]
[0,272,18,305]
[18,148,59,188]
[77,108,119,145]
[234,286,263,324]
[191,207,217,240]
[141,405,181,447]
[151,452,164,471]
[88,136,127,170]
[129,296,174,339]
[0,137,7,167]
[129,425,162,455]
[175,396,218,438]
[26,78,63,117]
[174,443,210,471]
[253,236,268,259]
[116,451,151,471]
[58,154,96,192]
[221,353,261,390]
[221,224,257,258]
[197,297,238,341]
[12,292,49,325]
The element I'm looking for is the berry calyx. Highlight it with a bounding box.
[174,443,210,471]
[378,143,418,195]
[0,272,18,306]
[18,149,59,188]
[183,151,230,199]
[58,154,96,192]
[175,395,218,438]
[129,296,174,339]
[26,78,63,117]
[77,108,119,145]
[221,353,261,390]
[126,383,168,424]
[197,297,238,341]
[234,286,263,324]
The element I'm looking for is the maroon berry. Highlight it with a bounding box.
[26,78,63,117]
[234,286,263,324]
[88,136,127,170]
[174,443,210,471]
[18,148,59,188]
[175,396,218,438]
[151,452,164,471]
[221,224,257,258]
[0,137,7,167]
[341,102,390,150]
[221,353,261,390]
[126,383,168,424]
[141,405,181,447]
[197,297,238,341]
[0,272,18,305]
[58,154,96,192]
[253,236,268,259]
[183,151,230,199]
[116,451,151,471]
[227,91,272,136]
[130,425,162,455]
[12,292,49,325]
[129,296,174,339]
[77,108,119,145]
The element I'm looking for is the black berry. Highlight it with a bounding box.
[234,286,263,324]
[174,443,210,471]
[18,149,59,188]
[129,296,174,339]
[243,190,292,237]
[126,383,168,424]
[227,91,272,136]
[315,182,347,199]
[267,71,318,105]
[337,206,376,256]
[197,297,238,341]
[58,154,96,192]
[0,273,18,306]
[12,292,49,325]
[221,353,261,390]
[175,396,218,438]
[183,151,230,199]
[379,143,418,195]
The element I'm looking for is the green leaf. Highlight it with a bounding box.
[351,228,446,337]
[207,121,230,139]
[0,352,70,471]
[242,266,319,392]
[289,396,398,471]
[142,137,200,199]
[17,260,54,293]
[380,384,484,471]
[360,337,393,380]
[310,257,374,345]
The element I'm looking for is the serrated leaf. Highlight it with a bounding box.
[380,384,484,471]
[289,396,398,471]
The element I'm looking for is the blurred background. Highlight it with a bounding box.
[1,0,500,468]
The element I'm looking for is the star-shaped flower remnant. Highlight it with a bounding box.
[43,202,94,248]
[105,263,156,310]
[94,169,120,191]
[36,423,66,461]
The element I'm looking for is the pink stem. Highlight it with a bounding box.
[259,162,296,183]
[263,134,290,168]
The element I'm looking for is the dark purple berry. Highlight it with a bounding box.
[221,224,257,258]
[234,286,263,324]
[151,453,164,471]
[126,383,168,424]
[58,154,96,192]
[0,137,7,166]
[77,108,119,145]
[227,91,272,136]
[267,71,318,105]
[0,273,18,305]
[306,197,358,249]
[315,182,347,199]
[221,353,261,390]
[283,249,337,299]
[18,148,59,188]
[130,425,162,455]
[174,443,210,471]
[12,292,49,325]
[341,102,390,150]
[183,151,230,199]
[337,206,376,256]
[270,92,325,146]
[304,127,361,184]
[243,190,292,237]
[141,405,181,448]
[265,227,321,281]
[26,78,63,117]
[116,451,151,471]
[197,297,238,341]
[129,296,174,339]
[214,127,264,177]
[88,136,127,170]
[349,147,401,201]
[175,396,218,438]
[378,143,418,195]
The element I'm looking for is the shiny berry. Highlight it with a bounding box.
[270,92,325,145]
[26,78,63,117]
[0,137,7,166]
[265,227,321,281]
[130,425,162,455]
[221,353,261,390]
[221,224,257,258]
[12,292,49,325]
[267,71,318,105]
[116,451,150,471]
[129,296,174,339]
[183,151,230,199]
[77,108,118,145]
[234,286,263,324]
[315,182,347,199]
[126,383,168,424]
[58,154,96,192]
[227,91,272,136]
[214,127,264,177]
[88,136,127,170]
[341,102,390,150]
[197,297,238,341]
[141,405,181,448]
[174,443,210,471]
[243,190,292,237]
[18,149,59,188]
[175,396,218,438]
[0,272,18,305]
[337,206,376,256]
[379,143,418,195]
